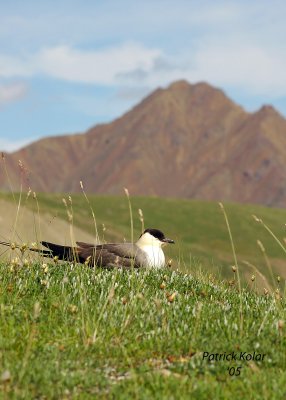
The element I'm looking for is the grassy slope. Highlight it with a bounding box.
[0,193,285,398]
[0,263,285,399]
[0,192,285,286]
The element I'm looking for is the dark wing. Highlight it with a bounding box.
[77,242,145,268]
[41,241,81,262]
[41,241,146,268]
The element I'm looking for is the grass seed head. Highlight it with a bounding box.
[42,264,49,274]
[20,243,27,253]
[11,257,20,267]
[275,289,281,301]
[18,159,24,170]
[218,202,224,210]
[257,240,265,252]
[138,208,144,222]
[84,256,91,265]
[252,214,262,223]
[40,279,48,287]
[23,259,29,267]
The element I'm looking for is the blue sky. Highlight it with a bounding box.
[1,0,286,151]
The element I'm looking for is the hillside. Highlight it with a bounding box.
[1,80,286,207]
[0,193,285,398]
[0,192,285,289]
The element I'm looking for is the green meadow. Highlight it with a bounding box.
[0,263,285,399]
[0,192,285,398]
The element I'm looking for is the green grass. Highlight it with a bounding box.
[1,192,286,286]
[0,262,285,399]
[0,193,285,398]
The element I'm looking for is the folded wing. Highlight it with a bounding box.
[77,242,146,268]
[41,241,146,268]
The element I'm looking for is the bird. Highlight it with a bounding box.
[0,228,174,269]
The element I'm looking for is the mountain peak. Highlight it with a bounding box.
[167,79,192,90]
[167,80,216,93]
[1,80,286,207]
[164,79,236,107]
[257,104,279,116]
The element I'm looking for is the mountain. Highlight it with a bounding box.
[1,80,286,206]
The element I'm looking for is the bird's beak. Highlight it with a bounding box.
[162,238,175,244]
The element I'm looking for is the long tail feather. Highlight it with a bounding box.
[0,240,11,247]
[41,241,77,261]
[0,240,53,257]
[0,240,81,262]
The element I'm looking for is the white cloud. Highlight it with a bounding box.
[0,43,162,85]
[0,82,28,106]
[0,23,286,100]
[114,41,286,98]
[190,42,286,96]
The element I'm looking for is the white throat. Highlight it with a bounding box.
[136,232,165,268]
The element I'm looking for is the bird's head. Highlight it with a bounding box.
[137,228,175,247]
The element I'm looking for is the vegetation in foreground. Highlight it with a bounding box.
[0,262,285,399]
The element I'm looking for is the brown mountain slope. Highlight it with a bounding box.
[1,80,286,206]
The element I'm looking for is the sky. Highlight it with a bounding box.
[1,0,286,152]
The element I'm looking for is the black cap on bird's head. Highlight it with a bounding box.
[141,228,175,244]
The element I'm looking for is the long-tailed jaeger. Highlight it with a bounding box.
[0,228,174,269]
